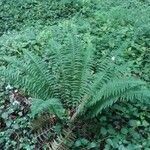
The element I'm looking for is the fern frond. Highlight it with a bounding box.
[85,78,147,118]
[62,25,93,106]
[120,89,150,103]
[35,127,54,147]
[76,35,95,97]
[91,56,131,93]
[1,50,56,100]
[49,129,76,150]
[90,78,145,106]
[1,56,23,69]
[49,25,94,107]
[0,66,24,86]
[47,39,73,105]
[99,78,145,99]
[23,50,55,98]
[31,98,65,119]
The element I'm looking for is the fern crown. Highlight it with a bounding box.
[1,26,150,119]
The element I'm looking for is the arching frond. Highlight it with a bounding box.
[85,78,148,118]
[49,129,76,150]
[31,98,65,119]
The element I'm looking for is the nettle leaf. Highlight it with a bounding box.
[121,128,128,135]
[6,121,12,127]
[2,112,9,119]
[129,120,141,127]
[87,142,97,149]
[142,120,149,127]
[100,127,107,135]
[31,98,65,118]
[74,140,82,147]
[13,124,19,129]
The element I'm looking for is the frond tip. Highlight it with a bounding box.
[31,98,65,119]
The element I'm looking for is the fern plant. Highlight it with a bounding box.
[0,25,150,149]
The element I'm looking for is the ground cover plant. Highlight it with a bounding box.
[0,0,150,149]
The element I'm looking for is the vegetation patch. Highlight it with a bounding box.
[0,0,150,149]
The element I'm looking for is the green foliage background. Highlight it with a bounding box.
[0,0,150,149]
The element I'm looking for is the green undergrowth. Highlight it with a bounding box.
[0,0,150,149]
